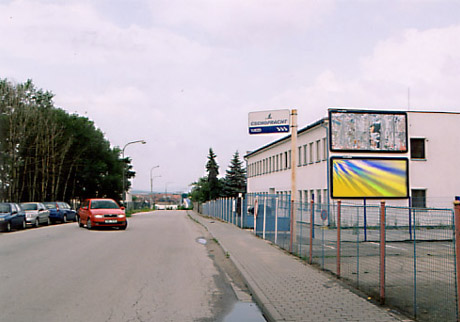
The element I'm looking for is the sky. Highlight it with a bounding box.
[1,0,460,193]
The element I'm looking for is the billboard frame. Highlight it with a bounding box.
[330,156,409,199]
[328,109,408,153]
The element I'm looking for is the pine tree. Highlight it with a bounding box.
[206,148,221,200]
[223,151,246,198]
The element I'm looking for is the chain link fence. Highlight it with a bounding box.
[198,195,458,322]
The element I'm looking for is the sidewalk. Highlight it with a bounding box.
[188,211,411,322]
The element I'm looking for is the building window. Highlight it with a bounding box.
[288,150,291,169]
[298,146,302,166]
[412,189,426,208]
[316,140,321,162]
[322,138,327,161]
[284,151,288,169]
[309,143,314,164]
[411,138,426,159]
[303,144,308,165]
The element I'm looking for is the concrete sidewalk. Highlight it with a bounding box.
[188,211,411,322]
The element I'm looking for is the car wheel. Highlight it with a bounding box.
[78,216,84,228]
[63,215,67,223]
[6,222,11,232]
[87,218,92,230]
[22,220,26,229]
[35,218,39,228]
[120,222,128,230]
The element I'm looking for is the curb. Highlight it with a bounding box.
[188,211,281,322]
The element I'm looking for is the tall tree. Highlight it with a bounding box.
[223,151,246,198]
[206,148,221,200]
[0,79,132,203]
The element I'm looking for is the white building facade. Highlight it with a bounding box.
[245,110,460,208]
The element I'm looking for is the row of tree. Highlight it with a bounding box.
[190,148,246,203]
[0,79,134,203]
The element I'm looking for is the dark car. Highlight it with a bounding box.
[0,203,26,232]
[43,201,76,223]
[248,204,272,216]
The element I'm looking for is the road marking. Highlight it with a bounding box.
[368,242,407,251]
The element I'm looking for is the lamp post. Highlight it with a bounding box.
[150,165,160,209]
[122,140,146,208]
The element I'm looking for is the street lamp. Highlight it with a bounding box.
[122,140,146,208]
[150,165,160,209]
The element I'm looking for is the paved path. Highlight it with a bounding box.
[189,211,411,322]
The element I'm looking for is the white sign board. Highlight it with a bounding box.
[248,109,290,134]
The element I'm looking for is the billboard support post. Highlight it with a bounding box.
[380,200,386,305]
[289,109,297,253]
[337,200,341,278]
[454,201,460,321]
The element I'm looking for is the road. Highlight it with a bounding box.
[0,211,239,322]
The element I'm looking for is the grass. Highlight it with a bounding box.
[125,208,153,217]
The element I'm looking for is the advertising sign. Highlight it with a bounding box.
[330,157,409,199]
[329,109,407,152]
[248,109,290,134]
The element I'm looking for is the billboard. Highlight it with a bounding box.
[330,157,409,199]
[329,109,407,152]
[248,109,290,134]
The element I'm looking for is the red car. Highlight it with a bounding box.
[77,198,127,230]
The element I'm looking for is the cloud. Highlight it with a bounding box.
[147,0,335,47]
[2,1,460,192]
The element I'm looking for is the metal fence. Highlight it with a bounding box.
[199,194,458,322]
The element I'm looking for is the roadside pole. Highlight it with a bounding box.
[289,109,298,253]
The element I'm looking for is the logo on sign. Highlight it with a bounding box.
[248,109,291,135]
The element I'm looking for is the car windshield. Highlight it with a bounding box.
[90,200,119,209]
[21,203,38,211]
[43,202,57,209]
[0,204,11,213]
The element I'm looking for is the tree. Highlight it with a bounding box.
[0,79,132,203]
[189,177,210,203]
[223,151,246,198]
[206,148,221,200]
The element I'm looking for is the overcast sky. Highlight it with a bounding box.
[2,0,460,193]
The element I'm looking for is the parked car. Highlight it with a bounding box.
[43,201,77,223]
[0,203,26,232]
[77,198,127,230]
[20,202,51,227]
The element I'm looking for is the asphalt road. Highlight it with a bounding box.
[0,211,237,322]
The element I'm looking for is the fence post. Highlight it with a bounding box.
[337,200,341,278]
[380,200,386,305]
[263,196,267,240]
[254,196,258,235]
[454,201,460,321]
[275,197,279,245]
[309,199,314,265]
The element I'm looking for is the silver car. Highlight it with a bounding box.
[20,202,51,227]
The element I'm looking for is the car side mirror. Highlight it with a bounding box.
[121,206,125,210]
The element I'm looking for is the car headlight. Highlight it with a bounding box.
[95,215,103,218]
[118,214,125,218]
[0,218,4,221]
